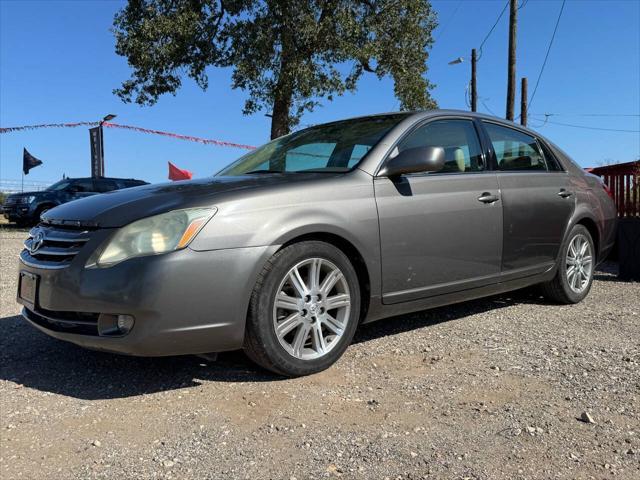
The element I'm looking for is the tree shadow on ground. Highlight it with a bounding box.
[0,287,548,400]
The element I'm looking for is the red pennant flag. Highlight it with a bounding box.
[168,161,193,181]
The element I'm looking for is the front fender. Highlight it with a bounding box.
[189,171,382,295]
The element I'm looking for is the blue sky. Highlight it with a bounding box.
[1,0,639,185]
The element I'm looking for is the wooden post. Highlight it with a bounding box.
[520,77,528,126]
[506,0,518,121]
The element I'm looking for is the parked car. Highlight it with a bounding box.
[16,111,617,377]
[2,177,148,226]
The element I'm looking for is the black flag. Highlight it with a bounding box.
[23,148,43,175]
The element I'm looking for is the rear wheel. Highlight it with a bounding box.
[541,224,595,304]
[244,241,361,377]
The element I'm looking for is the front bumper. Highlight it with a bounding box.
[2,204,35,222]
[17,243,277,356]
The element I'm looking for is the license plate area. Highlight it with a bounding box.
[18,271,38,308]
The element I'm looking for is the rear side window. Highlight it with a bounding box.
[393,119,485,173]
[483,122,548,171]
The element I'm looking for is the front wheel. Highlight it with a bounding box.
[541,224,595,304]
[32,205,51,225]
[243,241,361,377]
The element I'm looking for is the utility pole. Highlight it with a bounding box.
[520,77,528,126]
[471,48,477,112]
[506,0,518,121]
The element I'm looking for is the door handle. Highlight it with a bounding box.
[558,189,573,198]
[477,192,500,204]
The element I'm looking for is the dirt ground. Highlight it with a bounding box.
[1,227,638,480]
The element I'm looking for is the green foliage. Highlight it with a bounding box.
[113,0,438,138]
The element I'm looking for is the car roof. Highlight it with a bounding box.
[354,109,559,175]
[324,109,546,140]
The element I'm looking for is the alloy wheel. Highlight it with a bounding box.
[272,258,351,360]
[566,233,593,293]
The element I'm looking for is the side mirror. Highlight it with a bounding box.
[378,146,445,177]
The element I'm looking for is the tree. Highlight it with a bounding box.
[113,0,438,139]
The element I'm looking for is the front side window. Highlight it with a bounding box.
[483,122,547,171]
[93,180,118,193]
[217,114,408,176]
[391,119,485,173]
[72,180,95,192]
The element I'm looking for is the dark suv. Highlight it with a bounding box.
[2,177,148,226]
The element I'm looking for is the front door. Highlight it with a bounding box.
[481,121,575,277]
[64,179,97,202]
[375,118,503,304]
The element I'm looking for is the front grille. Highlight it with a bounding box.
[3,197,20,206]
[22,306,99,336]
[21,224,94,269]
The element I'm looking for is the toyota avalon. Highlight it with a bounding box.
[17,111,617,376]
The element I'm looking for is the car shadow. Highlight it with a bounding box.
[0,313,278,401]
[353,287,546,344]
[0,287,549,400]
[0,222,30,232]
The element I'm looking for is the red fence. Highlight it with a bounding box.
[588,161,640,218]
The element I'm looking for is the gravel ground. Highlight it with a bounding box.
[1,226,639,480]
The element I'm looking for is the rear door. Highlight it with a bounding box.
[375,118,503,304]
[481,121,574,278]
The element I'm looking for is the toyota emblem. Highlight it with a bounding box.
[29,230,45,255]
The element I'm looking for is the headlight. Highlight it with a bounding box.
[87,207,216,268]
[25,196,36,203]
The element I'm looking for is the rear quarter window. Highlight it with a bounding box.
[538,141,564,171]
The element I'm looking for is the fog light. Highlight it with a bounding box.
[117,314,135,334]
[97,313,135,336]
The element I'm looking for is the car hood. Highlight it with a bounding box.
[41,174,329,228]
[7,191,46,199]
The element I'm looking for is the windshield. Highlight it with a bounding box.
[216,114,408,176]
[46,179,73,191]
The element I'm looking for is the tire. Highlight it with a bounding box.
[541,224,595,304]
[244,241,361,377]
[33,205,51,225]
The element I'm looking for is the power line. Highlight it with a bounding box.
[541,119,639,133]
[528,0,567,110]
[530,113,640,118]
[435,0,464,42]
[477,0,510,60]
[481,100,499,117]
